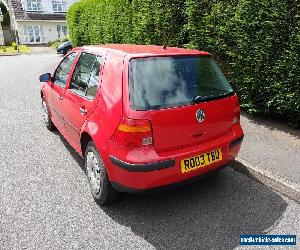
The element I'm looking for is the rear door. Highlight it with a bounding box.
[48,52,78,130]
[62,52,103,148]
[148,96,236,152]
[128,56,237,152]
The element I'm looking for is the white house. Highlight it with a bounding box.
[7,0,77,44]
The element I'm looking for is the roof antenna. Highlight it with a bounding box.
[162,44,167,50]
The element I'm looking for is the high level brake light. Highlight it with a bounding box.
[110,117,153,147]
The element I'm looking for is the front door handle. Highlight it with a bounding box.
[58,95,63,101]
[80,107,87,115]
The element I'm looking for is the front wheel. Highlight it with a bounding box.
[42,98,55,131]
[85,141,118,205]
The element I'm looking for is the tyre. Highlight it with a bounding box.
[42,98,55,131]
[85,141,118,205]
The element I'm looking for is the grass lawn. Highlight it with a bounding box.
[0,45,30,54]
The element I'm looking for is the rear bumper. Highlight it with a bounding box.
[105,125,244,191]
[111,164,228,194]
[110,135,243,173]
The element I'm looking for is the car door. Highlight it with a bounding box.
[48,52,79,131]
[62,52,102,148]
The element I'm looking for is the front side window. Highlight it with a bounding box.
[53,53,78,87]
[27,0,42,11]
[52,0,66,12]
[70,53,102,99]
[129,56,234,110]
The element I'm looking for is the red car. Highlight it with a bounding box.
[40,44,244,204]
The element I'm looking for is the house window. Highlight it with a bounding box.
[27,0,42,11]
[52,0,66,12]
[57,25,68,38]
[25,25,44,43]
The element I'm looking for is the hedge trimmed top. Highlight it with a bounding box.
[67,0,300,128]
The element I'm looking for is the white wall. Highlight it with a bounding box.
[18,20,67,44]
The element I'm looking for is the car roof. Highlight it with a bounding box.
[80,44,210,58]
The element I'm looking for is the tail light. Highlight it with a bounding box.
[232,97,241,124]
[110,117,153,147]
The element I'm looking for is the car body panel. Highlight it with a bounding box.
[63,90,98,148]
[61,50,108,148]
[49,52,80,131]
[49,83,65,129]
[80,50,125,165]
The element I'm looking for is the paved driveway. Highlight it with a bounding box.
[0,53,299,249]
[28,46,56,54]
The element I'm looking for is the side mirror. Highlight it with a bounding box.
[39,73,51,82]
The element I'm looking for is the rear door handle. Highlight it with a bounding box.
[58,95,63,101]
[80,107,87,115]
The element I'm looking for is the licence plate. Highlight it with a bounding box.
[181,148,222,173]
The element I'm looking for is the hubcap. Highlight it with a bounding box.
[42,100,50,125]
[86,151,101,194]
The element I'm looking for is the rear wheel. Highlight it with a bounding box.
[42,98,55,131]
[85,141,118,205]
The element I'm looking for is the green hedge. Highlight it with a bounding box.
[67,0,300,127]
[68,0,186,46]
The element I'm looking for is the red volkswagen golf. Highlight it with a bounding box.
[40,44,244,204]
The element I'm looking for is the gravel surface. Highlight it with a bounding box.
[0,53,299,249]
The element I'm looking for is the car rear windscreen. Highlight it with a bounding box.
[129,56,234,110]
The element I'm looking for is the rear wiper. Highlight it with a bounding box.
[192,95,214,104]
[192,91,235,104]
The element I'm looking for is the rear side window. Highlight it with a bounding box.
[70,52,102,99]
[129,56,234,110]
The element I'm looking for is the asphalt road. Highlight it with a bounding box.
[0,53,299,250]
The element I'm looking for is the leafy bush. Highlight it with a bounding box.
[11,42,17,50]
[0,45,29,53]
[0,46,7,52]
[19,44,30,53]
[67,0,300,127]
[48,37,69,48]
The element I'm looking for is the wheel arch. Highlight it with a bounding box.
[80,131,93,156]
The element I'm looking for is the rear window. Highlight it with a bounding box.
[129,56,234,110]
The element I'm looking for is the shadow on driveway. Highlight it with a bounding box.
[57,131,287,250]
